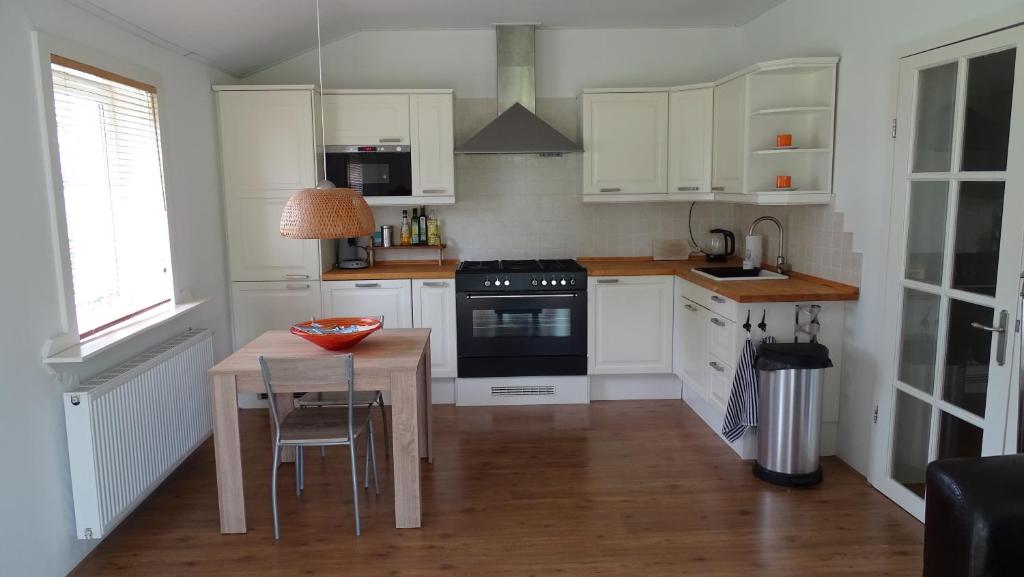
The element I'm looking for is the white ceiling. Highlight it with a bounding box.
[69,0,786,77]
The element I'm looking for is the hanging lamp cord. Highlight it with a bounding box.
[316,0,329,185]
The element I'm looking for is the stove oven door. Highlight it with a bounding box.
[456,291,586,359]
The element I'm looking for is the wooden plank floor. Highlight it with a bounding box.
[71,401,923,577]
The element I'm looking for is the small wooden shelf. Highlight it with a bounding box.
[367,244,447,266]
[751,106,831,116]
[752,147,830,155]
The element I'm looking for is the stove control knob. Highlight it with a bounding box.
[560,278,567,286]
[531,278,539,286]
[503,279,510,286]
[541,279,548,286]
[484,279,492,287]
[570,278,576,286]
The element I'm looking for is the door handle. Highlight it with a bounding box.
[355,282,381,288]
[421,189,447,194]
[683,304,699,312]
[286,284,310,290]
[597,278,620,284]
[708,361,725,372]
[710,317,727,327]
[285,274,310,280]
[711,295,727,304]
[599,187,622,193]
[971,309,1009,366]
[422,281,448,287]
[379,137,403,143]
[677,186,700,192]
[711,186,725,192]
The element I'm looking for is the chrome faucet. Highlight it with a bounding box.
[748,216,788,274]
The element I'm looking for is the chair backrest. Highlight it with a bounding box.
[258,354,356,440]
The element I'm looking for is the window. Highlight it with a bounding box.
[50,55,173,338]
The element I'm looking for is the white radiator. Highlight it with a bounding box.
[63,330,214,540]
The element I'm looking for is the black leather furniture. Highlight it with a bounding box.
[924,455,1024,577]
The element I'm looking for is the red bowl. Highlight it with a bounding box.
[290,317,382,350]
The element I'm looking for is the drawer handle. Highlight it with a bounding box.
[599,187,622,193]
[711,186,725,192]
[597,278,620,284]
[710,317,727,327]
[286,274,310,280]
[355,282,381,288]
[711,295,727,304]
[421,188,448,194]
[286,284,310,290]
[683,303,699,312]
[379,137,403,143]
[709,361,725,372]
[422,281,449,287]
[677,186,700,192]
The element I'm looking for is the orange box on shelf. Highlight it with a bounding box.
[776,175,793,189]
[776,133,793,147]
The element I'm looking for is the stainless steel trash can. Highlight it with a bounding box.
[753,342,832,487]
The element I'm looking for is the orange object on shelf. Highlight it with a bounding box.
[290,317,382,350]
[776,133,793,147]
[776,175,793,189]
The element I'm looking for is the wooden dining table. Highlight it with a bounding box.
[207,328,433,533]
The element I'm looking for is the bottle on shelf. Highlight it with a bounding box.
[419,206,428,245]
[411,207,420,245]
[427,211,440,246]
[400,210,411,246]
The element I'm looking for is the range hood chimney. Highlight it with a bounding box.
[456,24,582,155]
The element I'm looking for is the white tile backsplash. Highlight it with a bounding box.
[372,97,862,287]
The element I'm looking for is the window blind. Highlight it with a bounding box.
[51,55,173,338]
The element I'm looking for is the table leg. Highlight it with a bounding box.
[211,374,246,534]
[422,340,433,463]
[390,369,422,528]
[272,393,296,463]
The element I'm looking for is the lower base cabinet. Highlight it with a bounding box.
[412,279,458,378]
[231,281,322,350]
[321,279,413,328]
[588,275,675,374]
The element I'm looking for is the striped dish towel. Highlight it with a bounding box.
[722,335,776,442]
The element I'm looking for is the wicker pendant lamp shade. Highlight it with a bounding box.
[279,186,376,239]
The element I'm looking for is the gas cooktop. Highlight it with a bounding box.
[457,259,586,273]
[456,259,587,292]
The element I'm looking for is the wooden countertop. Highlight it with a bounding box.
[578,257,859,303]
[322,259,459,281]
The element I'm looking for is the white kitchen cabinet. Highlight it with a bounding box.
[412,279,458,378]
[678,297,710,400]
[668,86,714,200]
[215,87,321,282]
[588,276,674,374]
[230,281,322,350]
[323,94,411,146]
[321,279,413,328]
[581,91,669,201]
[711,75,747,195]
[410,94,455,203]
[707,356,734,412]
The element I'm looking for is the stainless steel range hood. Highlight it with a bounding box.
[456,24,582,155]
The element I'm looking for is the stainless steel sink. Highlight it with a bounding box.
[692,266,788,281]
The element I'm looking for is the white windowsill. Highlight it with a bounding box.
[43,299,207,364]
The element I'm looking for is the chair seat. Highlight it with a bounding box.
[279,407,370,445]
[297,390,379,408]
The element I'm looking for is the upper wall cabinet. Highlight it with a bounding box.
[581,91,669,202]
[323,94,411,146]
[410,93,455,201]
[669,86,715,201]
[714,58,838,205]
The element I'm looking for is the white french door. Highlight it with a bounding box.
[872,24,1024,520]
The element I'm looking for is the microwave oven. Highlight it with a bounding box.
[324,145,412,197]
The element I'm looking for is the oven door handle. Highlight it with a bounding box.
[464,293,580,299]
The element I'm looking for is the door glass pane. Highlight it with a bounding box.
[913,62,959,172]
[952,181,1004,296]
[942,299,994,416]
[899,289,941,393]
[962,49,1016,171]
[905,181,949,284]
[937,412,983,459]
[892,391,933,497]
[472,308,571,338]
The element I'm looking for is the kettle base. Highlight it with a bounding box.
[705,254,729,262]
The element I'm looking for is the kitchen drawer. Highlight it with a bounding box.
[707,354,734,412]
[708,313,737,364]
[678,278,738,321]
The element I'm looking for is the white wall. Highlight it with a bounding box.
[0,1,233,576]
[244,27,745,96]
[739,0,1024,475]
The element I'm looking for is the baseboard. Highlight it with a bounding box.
[588,373,682,401]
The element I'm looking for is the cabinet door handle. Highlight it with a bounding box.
[286,284,310,290]
[355,282,381,288]
[710,317,727,327]
[421,188,448,194]
[711,186,725,192]
[677,186,700,192]
[711,295,727,304]
[709,361,726,372]
[683,303,699,312]
[599,187,622,193]
[422,281,449,287]
[286,274,310,280]
[379,137,403,143]
[597,278,620,284]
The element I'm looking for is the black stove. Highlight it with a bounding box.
[455,259,588,378]
[456,259,587,292]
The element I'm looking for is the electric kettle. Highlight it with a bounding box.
[706,229,736,262]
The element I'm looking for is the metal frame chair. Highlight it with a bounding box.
[259,354,379,538]
[296,390,390,458]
